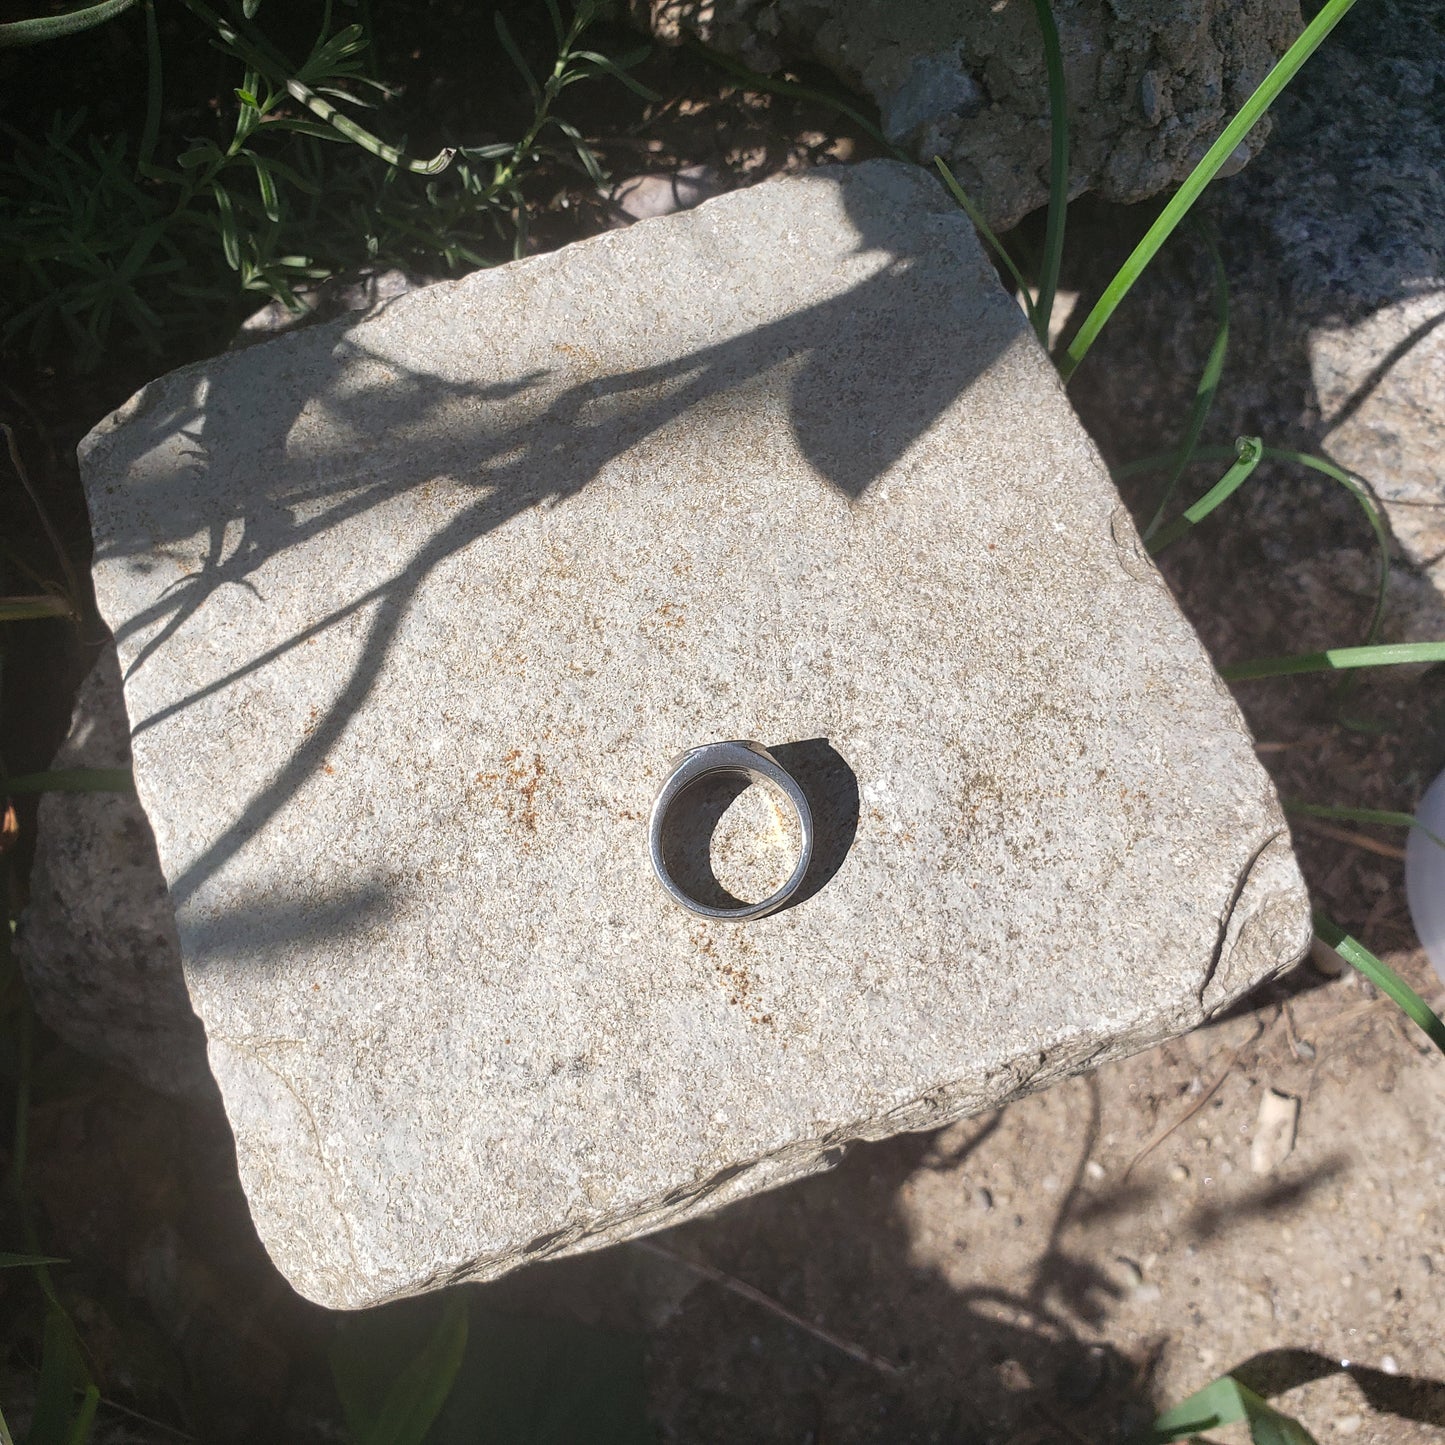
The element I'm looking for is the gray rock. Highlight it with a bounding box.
[15,645,210,1098]
[77,160,1307,1309]
[1066,0,1445,636]
[610,164,724,224]
[1315,293,1445,605]
[635,0,1303,228]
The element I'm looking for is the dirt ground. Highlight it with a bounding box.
[4,14,1445,1445]
[636,960,1445,1443]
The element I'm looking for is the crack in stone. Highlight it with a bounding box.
[1195,828,1291,1018]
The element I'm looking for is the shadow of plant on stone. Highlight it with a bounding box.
[92,164,1013,943]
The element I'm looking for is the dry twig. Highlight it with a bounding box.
[633,1239,902,1376]
[1123,1018,1267,1179]
[1293,815,1406,860]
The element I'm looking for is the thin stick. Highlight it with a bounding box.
[1281,1001,1305,1062]
[1292,817,1406,861]
[98,1395,196,1442]
[1123,1021,1265,1180]
[2,423,81,610]
[634,1239,902,1376]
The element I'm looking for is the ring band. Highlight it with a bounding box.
[649,740,814,920]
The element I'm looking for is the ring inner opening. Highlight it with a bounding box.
[660,770,804,909]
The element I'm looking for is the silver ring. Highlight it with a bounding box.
[649,740,814,920]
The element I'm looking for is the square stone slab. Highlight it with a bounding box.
[80,160,1309,1309]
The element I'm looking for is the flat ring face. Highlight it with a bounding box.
[649,740,815,920]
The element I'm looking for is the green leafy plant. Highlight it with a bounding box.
[0,0,650,367]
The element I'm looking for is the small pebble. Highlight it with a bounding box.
[1310,937,1347,978]
[1168,1162,1191,1183]
[1381,1355,1400,1375]
[976,1187,994,1211]
[1115,1256,1144,1290]
[1334,1414,1362,1435]
[1085,1160,1106,1180]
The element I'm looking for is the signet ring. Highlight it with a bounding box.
[649,740,814,921]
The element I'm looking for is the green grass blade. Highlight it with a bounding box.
[0,1252,66,1268]
[1146,435,1261,553]
[1149,1373,1318,1444]
[64,1386,100,1445]
[1030,0,1068,349]
[0,596,75,621]
[28,1307,93,1445]
[1221,641,1445,681]
[283,79,454,174]
[137,0,162,174]
[0,0,138,46]
[934,158,1038,334]
[0,1399,14,1445]
[357,1296,468,1445]
[3,768,134,794]
[4,423,82,610]
[1262,450,1391,650]
[1314,913,1445,1058]
[1287,802,1445,854]
[1118,445,1391,649]
[569,49,662,101]
[1143,230,1229,540]
[1060,0,1359,381]
[251,155,281,221]
[494,9,541,106]
[209,180,242,271]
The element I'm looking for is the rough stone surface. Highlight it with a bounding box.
[78,160,1308,1309]
[636,0,1303,228]
[15,645,211,1099]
